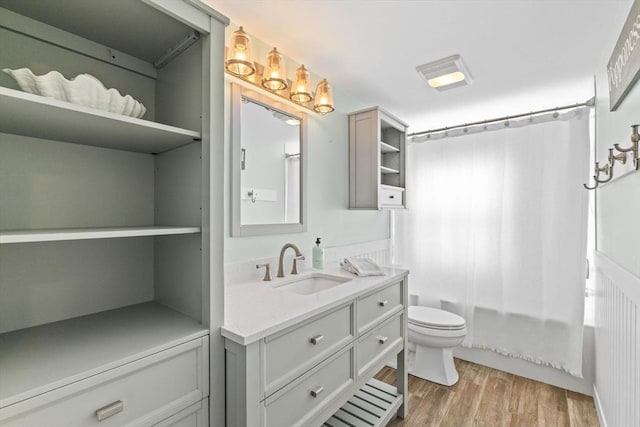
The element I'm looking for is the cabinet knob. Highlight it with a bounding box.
[95,400,124,422]
[310,386,324,398]
[310,334,324,345]
[379,300,388,307]
[378,336,388,344]
[389,195,395,199]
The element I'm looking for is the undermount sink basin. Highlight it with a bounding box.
[272,273,352,295]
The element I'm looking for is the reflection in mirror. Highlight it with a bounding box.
[240,99,300,224]
[231,84,307,236]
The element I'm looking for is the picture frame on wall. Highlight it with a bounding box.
[608,0,640,111]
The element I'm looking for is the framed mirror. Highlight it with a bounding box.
[231,83,307,236]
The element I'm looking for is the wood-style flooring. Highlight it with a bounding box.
[374,359,599,427]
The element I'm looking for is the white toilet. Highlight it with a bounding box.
[408,306,467,386]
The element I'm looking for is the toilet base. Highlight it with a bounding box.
[410,345,459,386]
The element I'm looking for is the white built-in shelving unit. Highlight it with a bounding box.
[0,1,228,425]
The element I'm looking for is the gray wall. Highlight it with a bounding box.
[593,3,640,424]
[595,63,640,275]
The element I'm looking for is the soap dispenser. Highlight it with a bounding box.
[312,237,324,269]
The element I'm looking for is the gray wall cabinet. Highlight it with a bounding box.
[349,107,408,210]
[0,1,228,425]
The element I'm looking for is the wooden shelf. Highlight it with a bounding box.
[326,379,403,427]
[0,87,201,154]
[380,141,400,153]
[0,302,208,407]
[380,165,400,174]
[0,226,201,244]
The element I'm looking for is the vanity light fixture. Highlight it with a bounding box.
[416,54,473,91]
[225,26,256,77]
[262,47,288,91]
[290,65,313,103]
[313,79,335,114]
[225,26,335,114]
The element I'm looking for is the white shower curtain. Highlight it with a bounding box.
[395,108,590,375]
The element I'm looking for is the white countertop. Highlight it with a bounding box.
[222,266,409,345]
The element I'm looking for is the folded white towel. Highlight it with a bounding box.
[340,257,385,276]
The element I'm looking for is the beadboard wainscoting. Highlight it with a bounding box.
[225,239,391,285]
[593,251,640,427]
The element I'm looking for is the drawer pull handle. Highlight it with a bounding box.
[389,195,395,199]
[310,335,324,345]
[379,300,388,307]
[378,336,389,344]
[95,400,124,422]
[310,386,324,398]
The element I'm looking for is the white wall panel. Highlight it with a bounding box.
[594,251,640,427]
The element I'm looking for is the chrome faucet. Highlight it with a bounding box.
[277,243,305,278]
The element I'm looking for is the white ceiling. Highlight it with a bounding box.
[205,0,631,131]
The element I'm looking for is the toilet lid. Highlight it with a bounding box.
[408,306,466,330]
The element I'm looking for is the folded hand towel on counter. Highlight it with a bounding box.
[340,257,385,276]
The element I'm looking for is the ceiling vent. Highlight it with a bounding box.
[416,54,473,91]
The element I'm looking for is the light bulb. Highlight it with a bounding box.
[225,26,255,76]
[262,47,288,91]
[313,79,334,114]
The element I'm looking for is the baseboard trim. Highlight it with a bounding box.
[592,384,608,427]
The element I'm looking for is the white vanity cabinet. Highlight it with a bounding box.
[224,273,409,427]
[349,107,408,210]
[0,1,228,425]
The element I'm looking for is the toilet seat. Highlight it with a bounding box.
[408,306,466,331]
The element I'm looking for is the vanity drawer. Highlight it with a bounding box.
[380,186,404,207]
[265,347,353,427]
[357,281,403,335]
[357,313,403,378]
[1,338,207,427]
[264,303,353,395]
[153,399,208,427]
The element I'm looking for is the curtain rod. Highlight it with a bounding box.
[408,97,595,138]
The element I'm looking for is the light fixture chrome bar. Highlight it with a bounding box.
[153,30,200,69]
[409,97,596,138]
